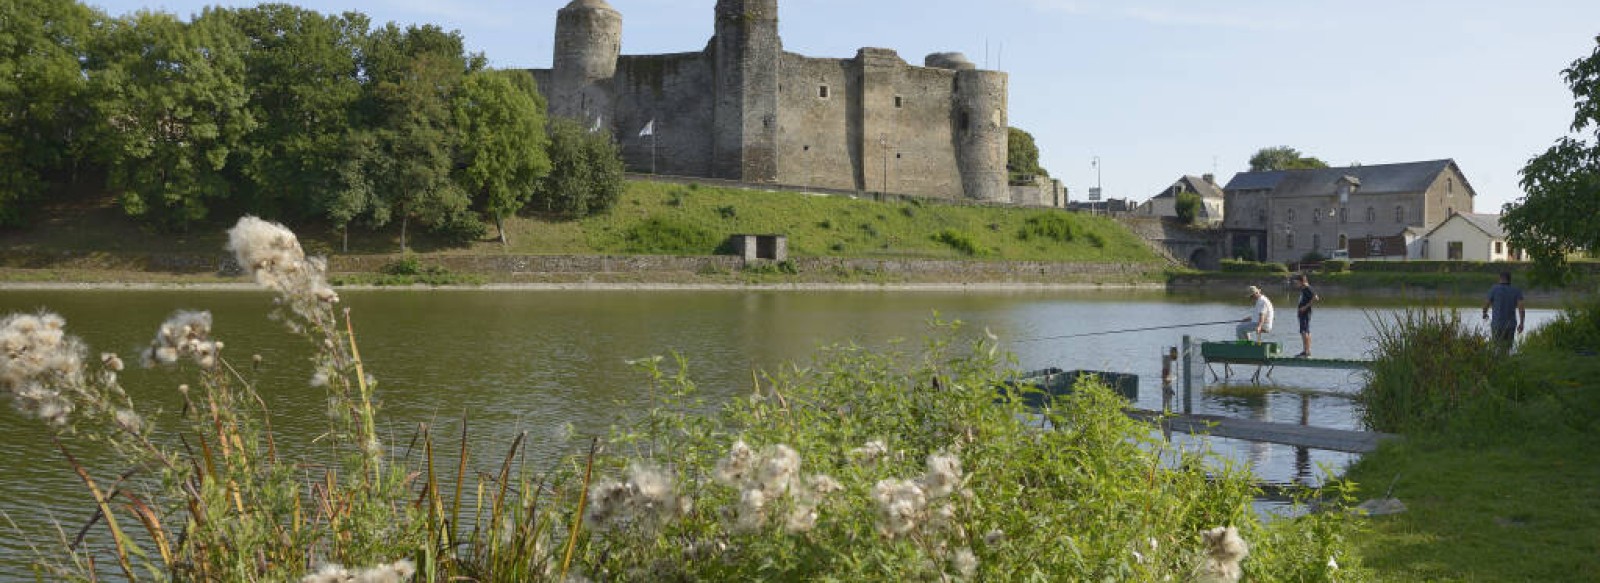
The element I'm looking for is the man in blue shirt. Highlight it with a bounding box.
[1292,273,1320,358]
[1482,271,1525,352]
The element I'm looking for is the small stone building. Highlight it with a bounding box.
[1137,174,1224,225]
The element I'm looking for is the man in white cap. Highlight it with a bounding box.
[1236,285,1275,341]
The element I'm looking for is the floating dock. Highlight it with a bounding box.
[1199,341,1371,382]
[1127,409,1396,454]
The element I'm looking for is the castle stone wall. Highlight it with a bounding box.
[612,53,717,176]
[776,55,857,190]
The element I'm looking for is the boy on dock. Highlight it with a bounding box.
[1292,274,1320,358]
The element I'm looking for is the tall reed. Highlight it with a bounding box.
[1360,308,1501,433]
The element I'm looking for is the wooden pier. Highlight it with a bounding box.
[1206,356,1371,383]
[1127,409,1397,454]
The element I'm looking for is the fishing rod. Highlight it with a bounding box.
[1015,319,1241,343]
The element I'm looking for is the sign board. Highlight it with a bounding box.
[1088,187,1102,202]
[1350,235,1407,259]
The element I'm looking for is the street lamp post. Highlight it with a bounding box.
[1090,156,1103,215]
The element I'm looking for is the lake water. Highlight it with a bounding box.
[0,287,1560,572]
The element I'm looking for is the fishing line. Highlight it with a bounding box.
[1015,319,1241,343]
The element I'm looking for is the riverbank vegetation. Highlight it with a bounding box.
[0,217,1360,580]
[1348,296,1600,580]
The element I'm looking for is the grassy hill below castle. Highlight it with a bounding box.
[0,180,1162,278]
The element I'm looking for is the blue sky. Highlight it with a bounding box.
[90,0,1600,213]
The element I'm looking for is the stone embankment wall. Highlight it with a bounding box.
[0,250,1156,280]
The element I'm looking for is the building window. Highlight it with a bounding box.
[1257,209,1266,224]
[1312,233,1322,252]
[1395,205,1405,223]
[1447,177,1454,194]
[1339,207,1348,223]
[1495,241,1505,255]
[1313,208,1322,224]
[894,95,903,108]
[1338,234,1348,250]
[818,85,829,99]
[1286,209,1296,224]
[1286,233,1295,249]
[1448,241,1464,260]
[1366,206,1376,223]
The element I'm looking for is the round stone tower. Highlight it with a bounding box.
[953,69,1009,202]
[551,0,622,120]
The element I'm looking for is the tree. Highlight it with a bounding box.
[1248,146,1329,172]
[85,9,256,231]
[0,0,101,226]
[452,69,550,244]
[225,5,367,221]
[536,118,624,218]
[1006,127,1047,180]
[1504,35,1600,283]
[1175,191,1202,225]
[360,23,484,249]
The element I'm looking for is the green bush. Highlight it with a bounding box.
[1324,260,1349,273]
[621,217,717,254]
[1521,294,1600,353]
[1360,309,1501,433]
[1220,259,1288,273]
[932,229,984,256]
[535,118,626,217]
[1016,214,1075,243]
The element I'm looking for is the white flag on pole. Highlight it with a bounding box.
[589,114,603,133]
[639,119,655,137]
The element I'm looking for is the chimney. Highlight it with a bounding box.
[1203,173,1216,185]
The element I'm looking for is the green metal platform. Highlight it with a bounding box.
[1200,341,1370,382]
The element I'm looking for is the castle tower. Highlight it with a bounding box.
[711,0,780,182]
[953,69,1009,202]
[551,0,621,121]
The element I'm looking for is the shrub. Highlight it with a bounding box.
[1323,259,1349,273]
[1016,214,1075,243]
[1220,259,1288,273]
[534,118,626,217]
[621,217,717,254]
[1086,232,1106,248]
[1360,308,1501,433]
[716,205,737,219]
[932,229,984,256]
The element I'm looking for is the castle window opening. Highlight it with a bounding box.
[818,85,829,99]
[894,95,903,108]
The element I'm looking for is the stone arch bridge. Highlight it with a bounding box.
[1117,217,1227,270]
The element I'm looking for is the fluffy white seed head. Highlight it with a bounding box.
[227,216,339,307]
[0,311,89,425]
[849,439,889,468]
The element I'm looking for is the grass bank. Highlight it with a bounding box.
[1346,297,1600,580]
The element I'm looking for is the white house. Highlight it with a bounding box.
[1420,212,1520,261]
[1137,174,1225,225]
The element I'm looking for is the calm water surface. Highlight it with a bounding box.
[0,288,1559,571]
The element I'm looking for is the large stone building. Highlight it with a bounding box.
[530,0,1020,203]
[1222,159,1476,263]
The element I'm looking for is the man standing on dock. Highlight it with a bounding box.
[1237,286,1275,341]
[1483,271,1525,352]
[1293,274,1320,358]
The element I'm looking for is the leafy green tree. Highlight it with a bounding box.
[85,9,256,231]
[1505,34,1600,282]
[536,118,624,218]
[360,23,484,249]
[0,0,101,226]
[224,5,368,221]
[1006,127,1047,180]
[452,69,551,244]
[1248,146,1329,172]
[1175,191,1202,225]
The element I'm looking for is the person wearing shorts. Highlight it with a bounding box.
[1292,273,1319,358]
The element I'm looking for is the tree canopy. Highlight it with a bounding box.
[1504,34,1600,282]
[1247,146,1329,172]
[0,0,607,248]
[1006,127,1047,180]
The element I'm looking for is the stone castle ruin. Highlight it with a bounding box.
[531,0,1028,204]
